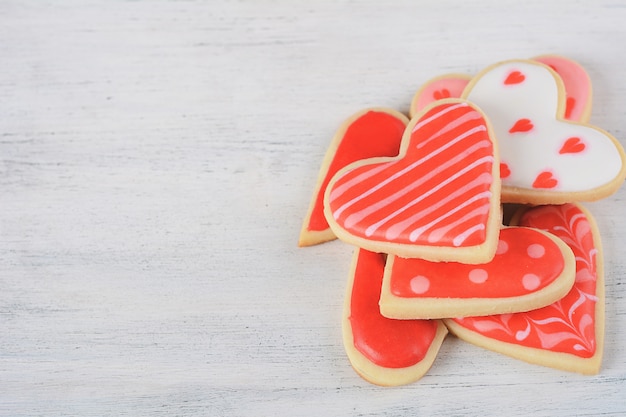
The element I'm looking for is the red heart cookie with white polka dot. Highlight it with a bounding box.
[445,203,603,374]
[379,226,576,320]
[463,59,626,204]
[324,100,501,263]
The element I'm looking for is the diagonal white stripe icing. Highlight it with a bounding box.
[408,190,493,242]
[363,155,494,237]
[384,171,492,240]
[345,139,491,230]
[453,223,486,247]
[417,110,483,149]
[329,163,389,202]
[411,102,469,133]
[427,204,490,244]
[332,125,487,220]
[331,106,471,202]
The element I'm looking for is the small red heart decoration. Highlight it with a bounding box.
[500,163,511,179]
[433,89,451,100]
[504,70,525,85]
[508,118,534,133]
[559,137,586,154]
[532,171,558,189]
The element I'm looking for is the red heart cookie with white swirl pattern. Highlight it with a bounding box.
[445,203,604,375]
[324,99,501,263]
[379,226,576,319]
[299,108,408,247]
[343,248,447,386]
[462,60,626,204]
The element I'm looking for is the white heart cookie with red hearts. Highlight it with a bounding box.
[324,99,501,263]
[462,59,626,204]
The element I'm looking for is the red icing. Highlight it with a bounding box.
[389,228,565,298]
[533,171,559,189]
[327,102,495,247]
[565,97,576,119]
[500,162,511,179]
[349,249,438,368]
[559,137,586,154]
[508,118,534,133]
[433,88,451,100]
[504,70,525,85]
[307,110,406,231]
[453,204,598,357]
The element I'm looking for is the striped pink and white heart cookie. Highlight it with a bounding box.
[462,59,625,204]
[379,226,576,319]
[445,203,604,374]
[324,99,501,263]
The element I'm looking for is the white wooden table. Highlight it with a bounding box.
[2,1,626,415]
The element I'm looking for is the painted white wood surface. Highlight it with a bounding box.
[1,1,626,415]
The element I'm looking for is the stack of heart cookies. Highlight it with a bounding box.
[299,56,626,386]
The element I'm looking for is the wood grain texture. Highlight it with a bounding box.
[1,1,626,415]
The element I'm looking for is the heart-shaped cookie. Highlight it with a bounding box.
[463,60,625,204]
[324,99,501,263]
[343,248,447,386]
[445,203,603,374]
[379,226,576,319]
[299,108,408,246]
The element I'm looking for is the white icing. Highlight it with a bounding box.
[465,61,623,192]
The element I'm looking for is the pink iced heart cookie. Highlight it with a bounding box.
[343,249,447,386]
[445,203,604,374]
[299,108,408,247]
[379,227,575,319]
[409,74,472,118]
[462,60,626,204]
[324,99,501,262]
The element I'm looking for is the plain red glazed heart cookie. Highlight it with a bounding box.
[324,99,501,263]
[343,248,448,386]
[299,108,408,246]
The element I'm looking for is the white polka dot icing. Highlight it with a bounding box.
[527,243,545,259]
[381,227,576,320]
[410,275,430,294]
[469,268,488,284]
[522,273,541,290]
